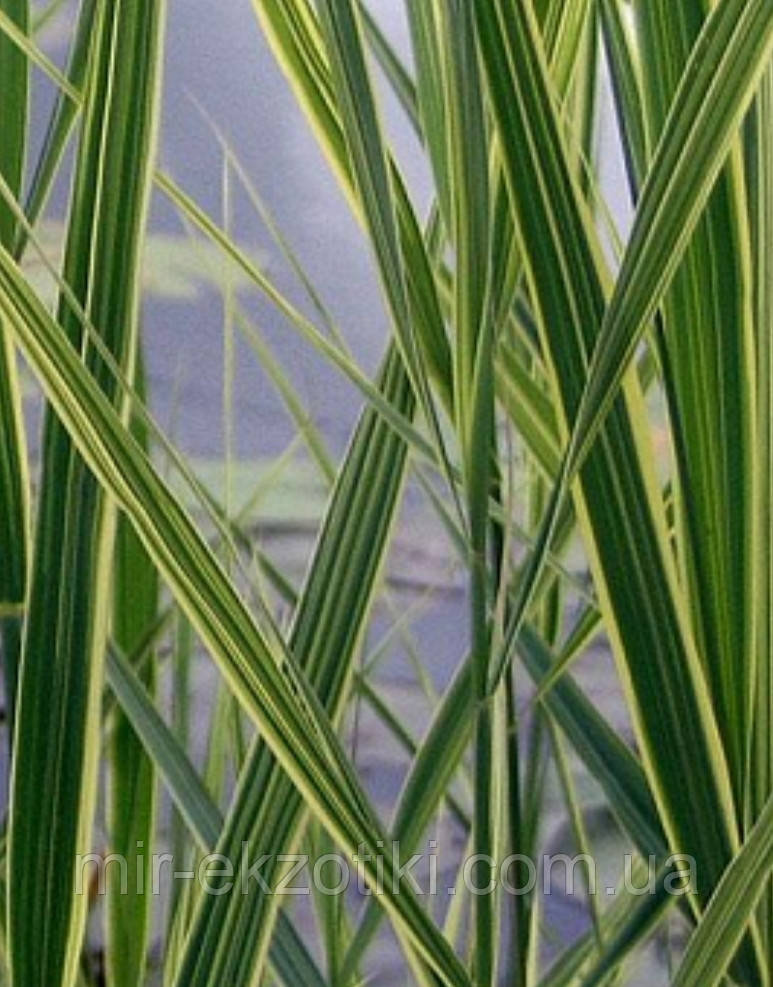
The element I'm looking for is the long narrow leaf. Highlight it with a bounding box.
[0,0,29,734]
[9,4,166,984]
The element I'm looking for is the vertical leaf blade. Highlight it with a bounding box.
[8,3,166,983]
[107,359,159,987]
[0,0,29,734]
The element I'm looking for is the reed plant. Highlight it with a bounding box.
[0,0,773,984]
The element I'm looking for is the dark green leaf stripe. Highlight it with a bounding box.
[0,0,29,736]
[107,357,158,987]
[749,63,773,958]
